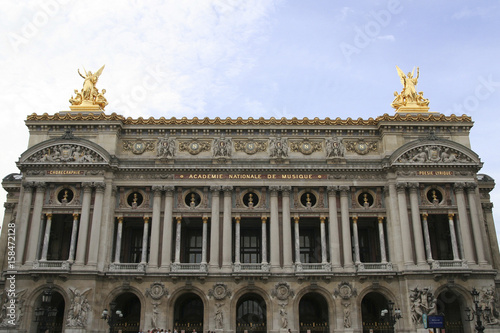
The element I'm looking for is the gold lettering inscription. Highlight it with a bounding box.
[417,171,453,176]
[47,170,84,175]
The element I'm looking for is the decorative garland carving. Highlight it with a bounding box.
[179,140,211,155]
[234,140,267,155]
[345,139,378,155]
[122,140,155,155]
[290,139,322,155]
[26,144,105,163]
[396,145,473,163]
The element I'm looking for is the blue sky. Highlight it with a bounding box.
[1,0,500,239]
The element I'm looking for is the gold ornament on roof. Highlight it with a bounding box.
[392,66,430,112]
[69,65,107,111]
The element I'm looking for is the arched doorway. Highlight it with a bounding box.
[298,292,329,333]
[32,289,65,333]
[111,292,141,332]
[436,290,465,333]
[236,293,267,332]
[173,293,204,332]
[361,292,392,333]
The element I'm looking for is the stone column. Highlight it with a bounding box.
[161,186,174,269]
[149,186,163,268]
[294,216,301,264]
[352,216,360,264]
[68,213,79,262]
[114,217,123,263]
[174,216,182,264]
[40,213,52,261]
[320,216,327,264]
[233,216,241,266]
[74,183,92,265]
[466,183,487,265]
[482,202,500,269]
[221,186,233,271]
[327,186,341,269]
[340,186,353,268]
[454,183,475,264]
[209,186,221,270]
[269,186,280,269]
[16,182,34,264]
[378,217,387,263]
[281,186,293,270]
[448,213,460,260]
[408,182,426,266]
[386,184,403,265]
[396,182,414,266]
[261,216,268,264]
[201,216,208,267]
[141,216,150,264]
[421,213,433,262]
[26,182,46,264]
[87,182,106,266]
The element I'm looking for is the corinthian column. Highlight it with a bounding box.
[40,213,52,261]
[149,186,163,268]
[221,186,233,271]
[269,186,280,269]
[209,186,221,270]
[339,186,353,268]
[396,182,414,266]
[26,182,46,265]
[68,213,79,262]
[448,213,460,260]
[466,183,487,265]
[201,216,208,267]
[114,217,123,263]
[408,182,426,266]
[174,216,182,264]
[75,183,92,265]
[327,186,341,269]
[16,182,34,264]
[454,182,475,264]
[352,216,360,264]
[281,186,293,270]
[161,186,174,270]
[421,213,433,262]
[141,216,150,264]
[294,216,301,265]
[378,217,387,263]
[88,182,105,267]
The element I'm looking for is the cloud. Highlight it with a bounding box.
[377,35,395,41]
[452,6,492,20]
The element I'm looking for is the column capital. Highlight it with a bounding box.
[46,213,53,219]
[482,202,494,211]
[143,216,150,223]
[465,182,477,191]
[152,186,163,196]
[3,202,15,211]
[408,182,419,191]
[281,186,292,196]
[202,216,209,223]
[35,182,47,191]
[22,181,34,190]
[210,185,221,193]
[261,216,268,223]
[352,215,358,222]
[327,185,338,195]
[396,182,407,192]
[175,216,182,223]
[234,215,241,223]
[339,186,350,195]
[453,182,466,192]
[116,216,124,223]
[82,182,93,191]
[319,216,326,223]
[293,216,300,223]
[269,186,279,195]
[165,186,175,195]
[73,213,79,219]
[421,212,428,219]
[94,182,106,192]
[222,186,233,193]
[378,216,384,223]
[448,213,455,219]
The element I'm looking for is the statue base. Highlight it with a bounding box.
[64,103,103,115]
[395,103,431,114]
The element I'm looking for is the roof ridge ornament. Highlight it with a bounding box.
[392,66,431,113]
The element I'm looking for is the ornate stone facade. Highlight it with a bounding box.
[0,104,499,333]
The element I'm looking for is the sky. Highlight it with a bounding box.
[1,0,500,242]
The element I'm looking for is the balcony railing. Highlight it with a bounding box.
[357,262,393,271]
[295,262,332,272]
[33,260,71,270]
[170,262,208,273]
[233,263,270,272]
[109,262,146,272]
[431,260,468,269]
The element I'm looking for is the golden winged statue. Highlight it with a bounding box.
[70,65,107,110]
[392,66,429,110]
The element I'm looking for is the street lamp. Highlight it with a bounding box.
[465,287,489,333]
[102,301,123,333]
[381,300,402,330]
[34,287,58,333]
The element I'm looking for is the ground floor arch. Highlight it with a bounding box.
[173,292,204,332]
[236,292,267,332]
[298,292,329,333]
[361,292,393,333]
[112,292,141,332]
[436,289,466,333]
[31,289,65,333]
